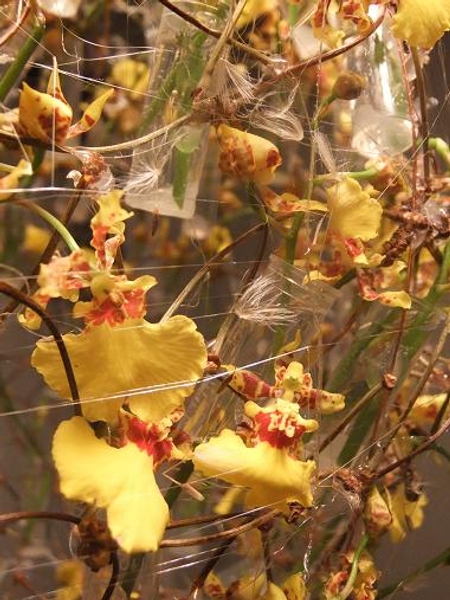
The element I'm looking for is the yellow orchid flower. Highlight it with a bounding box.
[312,0,345,49]
[226,361,345,414]
[326,177,382,265]
[392,0,450,49]
[312,0,373,49]
[32,314,207,424]
[327,177,382,243]
[193,399,318,510]
[216,125,282,185]
[53,412,183,553]
[19,61,113,144]
[0,159,32,201]
[19,249,93,330]
[73,272,157,326]
[274,361,345,414]
[385,484,428,543]
[20,190,138,330]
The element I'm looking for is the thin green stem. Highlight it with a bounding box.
[313,168,379,185]
[0,21,45,103]
[331,534,369,600]
[16,201,80,252]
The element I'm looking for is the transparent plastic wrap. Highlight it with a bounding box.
[349,18,414,158]
[126,1,228,219]
[186,254,340,436]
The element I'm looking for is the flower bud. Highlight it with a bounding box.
[364,486,392,537]
[216,124,282,185]
[332,71,366,101]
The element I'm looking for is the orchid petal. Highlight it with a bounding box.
[67,88,114,139]
[32,316,206,424]
[392,0,450,48]
[53,417,169,553]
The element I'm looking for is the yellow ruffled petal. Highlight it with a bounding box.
[67,88,114,138]
[193,429,316,509]
[32,315,206,424]
[0,160,32,201]
[19,82,73,143]
[53,417,169,553]
[216,125,282,185]
[327,178,382,242]
[392,0,450,48]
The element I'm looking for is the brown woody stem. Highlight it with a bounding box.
[0,281,81,416]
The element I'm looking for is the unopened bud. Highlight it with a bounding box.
[332,71,366,100]
[364,486,392,537]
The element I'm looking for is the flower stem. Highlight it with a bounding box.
[0,20,45,103]
[331,533,369,600]
[17,201,80,253]
[0,282,81,415]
